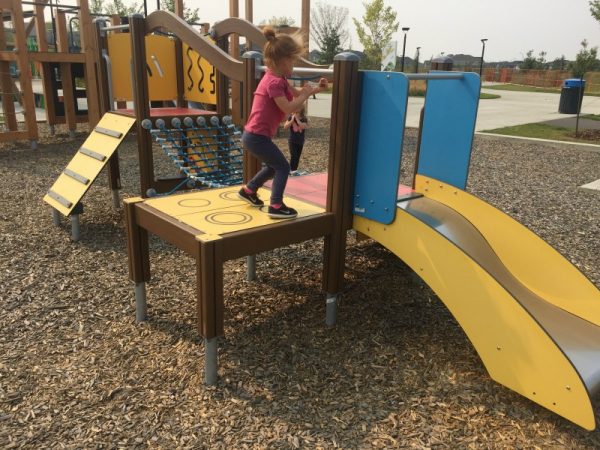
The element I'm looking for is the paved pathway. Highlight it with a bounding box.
[307,88,600,132]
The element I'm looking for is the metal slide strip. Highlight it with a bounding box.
[63,168,90,185]
[79,147,106,161]
[94,126,122,138]
[47,190,72,208]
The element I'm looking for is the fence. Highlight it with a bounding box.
[481,68,600,95]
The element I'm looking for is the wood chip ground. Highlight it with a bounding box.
[1,119,599,448]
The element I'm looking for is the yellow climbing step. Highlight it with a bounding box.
[44,113,136,216]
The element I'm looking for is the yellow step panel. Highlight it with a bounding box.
[353,210,595,430]
[144,187,324,236]
[414,174,600,327]
[44,113,136,216]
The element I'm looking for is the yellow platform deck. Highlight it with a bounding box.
[143,186,325,237]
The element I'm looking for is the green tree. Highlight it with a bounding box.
[551,55,567,70]
[590,0,600,22]
[104,0,142,16]
[90,0,104,14]
[311,1,349,64]
[161,0,200,24]
[353,0,399,69]
[259,16,296,28]
[569,39,599,78]
[521,49,546,70]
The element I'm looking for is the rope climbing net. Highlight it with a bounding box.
[142,115,244,194]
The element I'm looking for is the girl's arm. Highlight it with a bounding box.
[274,84,317,115]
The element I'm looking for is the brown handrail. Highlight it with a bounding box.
[210,16,329,70]
[145,10,244,82]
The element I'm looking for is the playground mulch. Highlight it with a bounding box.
[1,119,600,448]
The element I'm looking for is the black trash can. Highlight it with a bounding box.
[558,78,585,114]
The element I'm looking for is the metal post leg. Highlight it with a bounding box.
[246,255,256,281]
[52,208,61,226]
[135,282,147,322]
[69,129,76,139]
[326,293,338,327]
[49,125,55,136]
[112,189,120,209]
[30,140,38,150]
[70,214,80,241]
[204,337,218,385]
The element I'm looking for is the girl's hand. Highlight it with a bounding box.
[300,84,314,99]
[318,78,328,89]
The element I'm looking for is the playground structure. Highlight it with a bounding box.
[117,13,600,432]
[0,0,100,148]
[43,7,328,240]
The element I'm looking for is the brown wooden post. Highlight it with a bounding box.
[124,198,151,322]
[174,0,185,108]
[322,53,360,307]
[241,51,261,183]
[77,0,101,126]
[196,235,224,385]
[129,14,154,197]
[0,17,17,132]
[11,0,39,147]
[216,37,230,116]
[229,0,242,124]
[301,0,310,57]
[245,0,253,50]
[56,11,77,136]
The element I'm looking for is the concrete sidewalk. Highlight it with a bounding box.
[307,89,600,132]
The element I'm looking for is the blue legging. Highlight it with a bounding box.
[242,131,290,205]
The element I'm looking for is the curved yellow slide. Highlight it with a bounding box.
[353,175,600,430]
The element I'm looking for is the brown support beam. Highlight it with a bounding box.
[174,0,185,108]
[322,53,360,295]
[124,199,151,283]
[196,237,224,339]
[229,0,242,124]
[56,11,77,135]
[301,0,310,56]
[0,17,18,131]
[11,0,39,144]
[77,0,101,126]
[130,14,154,197]
[216,37,229,116]
[245,0,253,50]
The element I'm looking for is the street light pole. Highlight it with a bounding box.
[414,46,421,73]
[400,27,410,72]
[479,38,488,77]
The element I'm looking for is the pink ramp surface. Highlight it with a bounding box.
[266,173,416,209]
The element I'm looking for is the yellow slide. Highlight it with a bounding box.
[353,174,600,430]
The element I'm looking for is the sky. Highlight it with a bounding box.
[60,0,599,61]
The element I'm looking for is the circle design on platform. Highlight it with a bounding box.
[178,198,211,208]
[205,211,252,225]
[219,191,241,201]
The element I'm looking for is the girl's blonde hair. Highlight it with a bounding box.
[262,26,304,70]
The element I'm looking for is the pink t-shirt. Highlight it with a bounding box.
[245,70,293,137]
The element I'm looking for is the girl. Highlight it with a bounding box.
[283,106,308,175]
[238,26,326,219]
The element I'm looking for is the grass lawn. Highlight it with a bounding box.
[481,122,600,144]
[583,114,600,121]
[484,83,600,97]
[480,92,501,99]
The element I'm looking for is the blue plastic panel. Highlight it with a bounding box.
[352,71,409,224]
[417,72,480,190]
